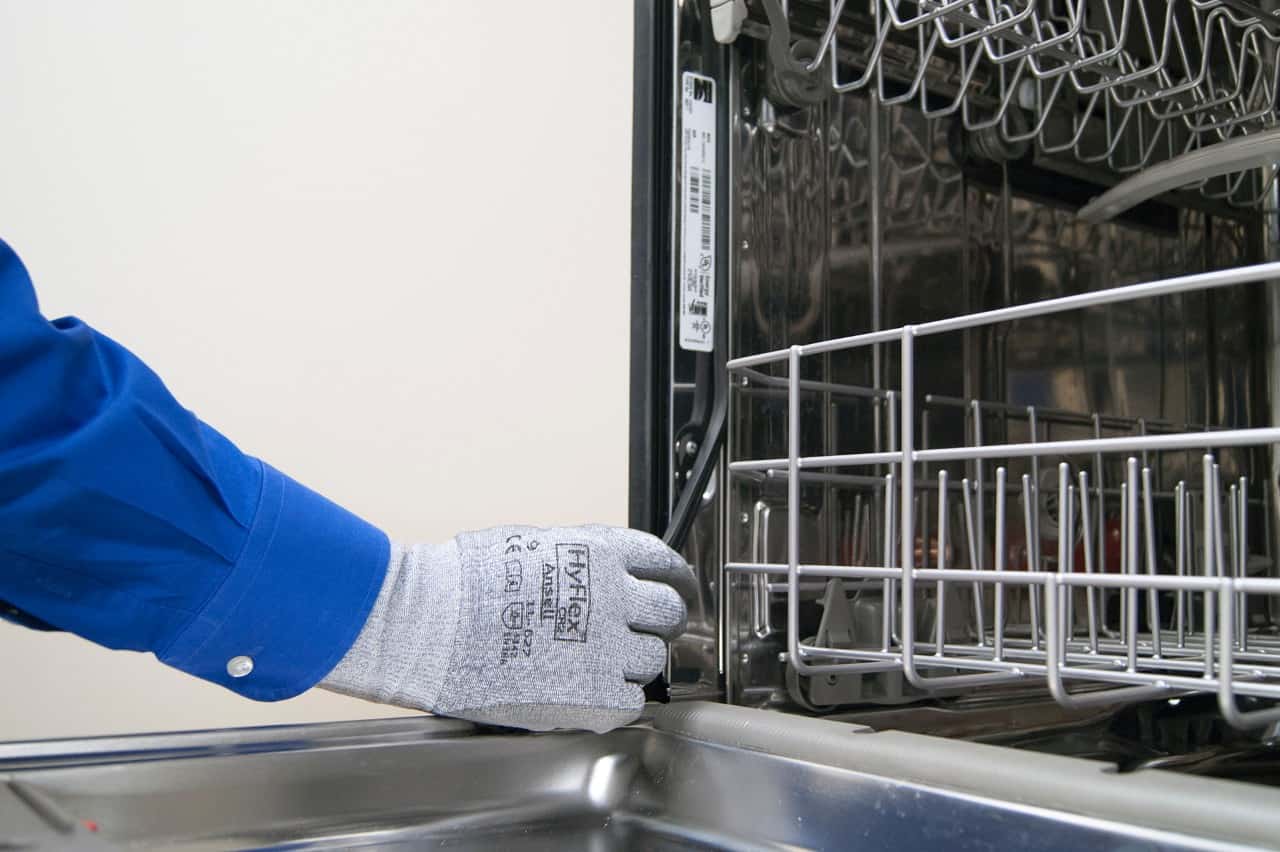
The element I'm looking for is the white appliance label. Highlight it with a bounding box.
[679,72,716,353]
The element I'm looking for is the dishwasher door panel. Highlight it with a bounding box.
[4,703,1278,850]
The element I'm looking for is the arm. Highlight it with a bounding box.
[0,237,692,731]
[0,238,389,700]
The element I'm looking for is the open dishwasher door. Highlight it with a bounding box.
[629,0,1280,845]
[5,701,1280,849]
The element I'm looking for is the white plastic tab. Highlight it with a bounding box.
[710,0,747,44]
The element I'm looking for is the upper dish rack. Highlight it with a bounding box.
[752,0,1280,210]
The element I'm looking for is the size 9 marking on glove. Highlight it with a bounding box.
[553,544,591,643]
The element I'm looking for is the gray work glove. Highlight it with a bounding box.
[320,525,694,733]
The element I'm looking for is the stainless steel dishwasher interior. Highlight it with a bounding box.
[659,0,1280,813]
[5,703,1280,850]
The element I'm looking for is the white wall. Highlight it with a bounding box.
[0,2,634,740]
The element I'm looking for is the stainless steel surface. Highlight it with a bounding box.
[4,704,1280,850]
[645,1,1280,843]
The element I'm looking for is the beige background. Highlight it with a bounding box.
[0,2,634,740]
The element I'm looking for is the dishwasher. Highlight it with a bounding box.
[7,1,1280,849]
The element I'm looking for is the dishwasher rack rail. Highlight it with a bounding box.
[726,260,1280,729]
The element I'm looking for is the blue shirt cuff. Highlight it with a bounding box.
[157,463,389,701]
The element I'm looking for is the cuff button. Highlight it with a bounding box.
[226,655,255,678]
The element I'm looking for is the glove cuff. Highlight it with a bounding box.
[318,539,462,712]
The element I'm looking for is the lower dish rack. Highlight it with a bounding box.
[726,260,1280,729]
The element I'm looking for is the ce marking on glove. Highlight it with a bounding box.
[504,534,539,554]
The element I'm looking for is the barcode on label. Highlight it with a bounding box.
[689,172,701,216]
[688,301,707,316]
[699,167,712,252]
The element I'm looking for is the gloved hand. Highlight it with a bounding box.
[320,525,694,733]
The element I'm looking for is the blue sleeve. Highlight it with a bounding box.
[0,238,389,701]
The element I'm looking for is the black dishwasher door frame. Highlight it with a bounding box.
[630,0,731,699]
[629,0,730,545]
